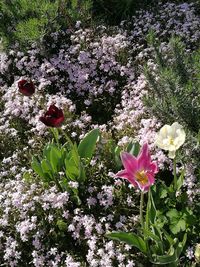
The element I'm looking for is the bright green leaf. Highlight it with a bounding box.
[50,146,61,173]
[41,159,52,175]
[31,156,44,178]
[106,232,147,254]
[147,189,157,224]
[78,129,100,160]
[160,188,168,199]
[169,219,186,235]
[177,170,184,191]
[166,209,179,220]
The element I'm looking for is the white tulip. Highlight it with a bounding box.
[155,122,186,158]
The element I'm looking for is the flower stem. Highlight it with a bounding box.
[146,190,151,232]
[54,174,63,192]
[140,191,144,230]
[173,156,177,190]
[50,128,59,146]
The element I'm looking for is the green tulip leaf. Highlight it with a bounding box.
[50,145,62,173]
[177,170,184,191]
[41,159,52,175]
[127,141,140,157]
[106,232,147,254]
[146,189,157,225]
[78,129,100,160]
[31,156,44,178]
[152,234,187,265]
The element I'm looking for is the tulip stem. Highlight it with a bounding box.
[54,175,63,192]
[140,191,144,230]
[50,128,59,146]
[173,157,177,190]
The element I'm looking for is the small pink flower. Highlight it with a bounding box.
[115,143,158,192]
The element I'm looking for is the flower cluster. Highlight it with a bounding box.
[0,175,141,266]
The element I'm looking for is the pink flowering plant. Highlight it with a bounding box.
[107,142,187,266]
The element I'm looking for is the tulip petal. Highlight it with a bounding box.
[138,143,151,170]
[147,173,155,185]
[120,152,138,174]
[115,170,130,179]
[149,161,158,174]
[116,170,138,187]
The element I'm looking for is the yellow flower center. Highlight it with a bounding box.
[135,170,148,185]
[169,137,174,145]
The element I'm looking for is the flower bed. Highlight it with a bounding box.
[0,2,200,266]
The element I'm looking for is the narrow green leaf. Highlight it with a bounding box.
[78,129,100,160]
[162,228,175,246]
[50,146,61,173]
[31,157,44,178]
[43,144,52,162]
[147,189,157,224]
[152,252,178,265]
[114,145,122,168]
[106,232,147,254]
[69,144,80,166]
[66,163,80,180]
[79,164,86,181]
[152,234,187,265]
[143,229,160,242]
[177,170,184,191]
[41,159,52,175]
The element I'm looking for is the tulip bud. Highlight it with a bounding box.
[18,79,35,96]
[40,104,64,127]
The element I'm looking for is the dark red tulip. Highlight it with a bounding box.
[40,105,65,127]
[18,79,35,96]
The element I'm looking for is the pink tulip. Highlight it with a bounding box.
[115,143,158,192]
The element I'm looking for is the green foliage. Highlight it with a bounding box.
[0,0,92,50]
[0,0,59,48]
[31,129,100,193]
[106,232,147,254]
[15,18,46,45]
[144,33,200,135]
[166,209,186,235]
[61,0,93,26]
[78,129,100,160]
[144,33,200,181]
[107,140,140,171]
[107,186,188,265]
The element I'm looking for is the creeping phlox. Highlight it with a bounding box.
[155,122,186,159]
